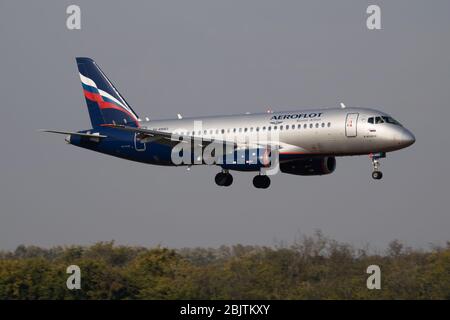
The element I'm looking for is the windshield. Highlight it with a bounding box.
[382,116,402,125]
[368,116,402,126]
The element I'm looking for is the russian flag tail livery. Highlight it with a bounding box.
[76,57,140,128]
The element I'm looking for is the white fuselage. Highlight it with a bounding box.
[141,107,415,159]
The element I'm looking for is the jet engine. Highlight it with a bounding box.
[280,157,336,176]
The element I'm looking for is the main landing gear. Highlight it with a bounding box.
[370,152,386,180]
[215,170,233,187]
[253,174,271,189]
[214,170,271,189]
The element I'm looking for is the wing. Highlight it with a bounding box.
[101,123,235,148]
[102,123,286,153]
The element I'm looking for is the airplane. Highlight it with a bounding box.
[42,57,415,189]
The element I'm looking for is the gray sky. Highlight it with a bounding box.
[1,0,449,251]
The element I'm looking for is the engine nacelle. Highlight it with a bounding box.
[280,157,336,176]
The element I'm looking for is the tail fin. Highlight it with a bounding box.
[76,57,140,128]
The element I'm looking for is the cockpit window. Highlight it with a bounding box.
[368,115,402,126]
[375,116,384,124]
[382,116,401,125]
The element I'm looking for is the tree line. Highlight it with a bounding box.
[0,231,449,299]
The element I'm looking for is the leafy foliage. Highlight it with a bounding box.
[0,233,449,299]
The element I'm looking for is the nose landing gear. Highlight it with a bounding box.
[372,170,383,180]
[215,170,233,187]
[370,152,386,180]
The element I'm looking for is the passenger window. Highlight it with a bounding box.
[309,124,313,128]
[304,124,307,129]
[221,129,225,134]
[280,126,283,130]
[327,122,331,127]
[292,125,295,129]
[268,126,271,131]
[321,123,325,128]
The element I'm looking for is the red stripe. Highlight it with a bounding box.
[84,90,103,103]
[83,89,139,127]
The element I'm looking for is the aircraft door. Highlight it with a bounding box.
[134,133,146,151]
[345,113,359,137]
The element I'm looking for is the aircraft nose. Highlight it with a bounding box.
[395,129,415,148]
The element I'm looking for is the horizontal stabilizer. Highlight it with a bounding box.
[39,129,107,139]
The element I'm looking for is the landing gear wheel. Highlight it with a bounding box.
[253,175,271,189]
[372,171,383,180]
[215,172,233,186]
[369,153,386,181]
[223,173,233,186]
